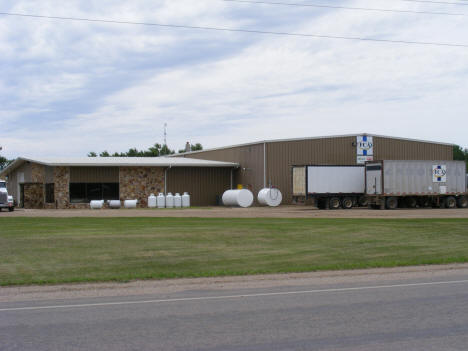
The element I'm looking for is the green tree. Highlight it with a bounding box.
[178,142,203,153]
[88,143,175,157]
[87,152,97,157]
[453,145,468,171]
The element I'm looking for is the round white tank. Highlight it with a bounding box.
[108,200,121,209]
[90,200,104,209]
[257,188,282,207]
[148,193,157,208]
[174,193,182,208]
[124,199,138,209]
[157,193,166,208]
[166,193,174,208]
[182,192,190,207]
[222,189,254,208]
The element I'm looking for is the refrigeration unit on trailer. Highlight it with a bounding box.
[292,165,366,209]
[365,160,468,209]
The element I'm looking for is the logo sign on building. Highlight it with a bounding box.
[432,165,447,183]
[356,136,374,164]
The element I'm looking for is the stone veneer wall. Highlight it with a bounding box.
[120,167,165,207]
[31,163,45,183]
[54,166,70,209]
[23,183,44,209]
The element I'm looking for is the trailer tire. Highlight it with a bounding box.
[329,197,341,210]
[342,197,353,209]
[385,197,398,210]
[457,196,468,208]
[445,196,457,209]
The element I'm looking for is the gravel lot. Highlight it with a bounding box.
[2,206,468,218]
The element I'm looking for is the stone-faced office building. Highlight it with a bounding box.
[0,157,238,209]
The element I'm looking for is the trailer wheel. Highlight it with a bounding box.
[385,197,398,210]
[457,196,468,208]
[342,197,353,209]
[358,196,369,207]
[329,197,341,210]
[445,196,457,209]
[405,197,417,208]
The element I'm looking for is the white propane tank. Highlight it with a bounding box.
[157,193,166,208]
[182,192,190,208]
[222,189,254,208]
[257,188,282,207]
[108,200,121,209]
[124,199,138,209]
[166,193,174,208]
[174,193,182,208]
[148,193,157,208]
[90,200,104,209]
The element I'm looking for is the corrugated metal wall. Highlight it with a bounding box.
[166,167,232,206]
[69,167,119,183]
[179,136,453,204]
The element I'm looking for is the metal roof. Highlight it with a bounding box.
[174,133,454,156]
[0,157,239,177]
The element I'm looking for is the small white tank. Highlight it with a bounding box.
[124,199,138,209]
[166,192,174,208]
[90,200,104,209]
[108,200,121,209]
[182,192,190,207]
[222,189,254,208]
[257,188,282,207]
[148,193,157,208]
[174,193,182,208]
[157,193,166,208]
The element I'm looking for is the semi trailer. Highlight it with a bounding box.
[292,165,367,209]
[365,160,468,209]
[0,179,14,212]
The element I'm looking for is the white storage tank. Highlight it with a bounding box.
[108,200,121,209]
[222,189,254,208]
[258,188,282,207]
[182,192,190,208]
[148,193,157,208]
[166,193,174,208]
[174,193,182,208]
[90,200,104,209]
[157,193,166,208]
[124,199,138,209]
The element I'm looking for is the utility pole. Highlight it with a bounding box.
[164,123,167,146]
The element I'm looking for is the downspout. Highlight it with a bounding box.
[164,164,172,194]
[263,142,267,188]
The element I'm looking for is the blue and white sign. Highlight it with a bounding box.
[356,136,373,164]
[432,165,447,183]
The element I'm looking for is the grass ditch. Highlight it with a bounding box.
[0,217,467,286]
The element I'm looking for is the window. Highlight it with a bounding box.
[45,184,55,203]
[69,183,119,203]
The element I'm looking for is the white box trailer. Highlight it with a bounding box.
[365,160,468,209]
[292,165,366,209]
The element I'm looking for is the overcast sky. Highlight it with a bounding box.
[1,0,468,158]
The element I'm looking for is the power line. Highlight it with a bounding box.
[1,12,467,48]
[221,0,468,16]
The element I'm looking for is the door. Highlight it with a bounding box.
[19,184,24,208]
[366,164,382,195]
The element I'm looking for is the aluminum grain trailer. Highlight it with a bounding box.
[365,160,468,209]
[292,165,366,209]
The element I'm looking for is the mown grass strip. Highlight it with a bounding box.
[0,217,467,286]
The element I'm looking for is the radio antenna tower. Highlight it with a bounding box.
[164,123,167,146]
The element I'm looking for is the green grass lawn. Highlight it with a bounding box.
[1,217,468,286]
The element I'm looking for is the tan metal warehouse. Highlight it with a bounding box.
[175,134,454,204]
[0,157,238,208]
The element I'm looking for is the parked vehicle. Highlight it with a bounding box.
[0,179,14,212]
[292,165,368,209]
[365,160,468,209]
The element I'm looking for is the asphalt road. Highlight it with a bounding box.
[2,274,468,350]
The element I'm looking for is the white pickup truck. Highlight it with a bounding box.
[0,179,14,212]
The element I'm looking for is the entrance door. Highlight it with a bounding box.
[19,184,24,208]
[366,164,382,195]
